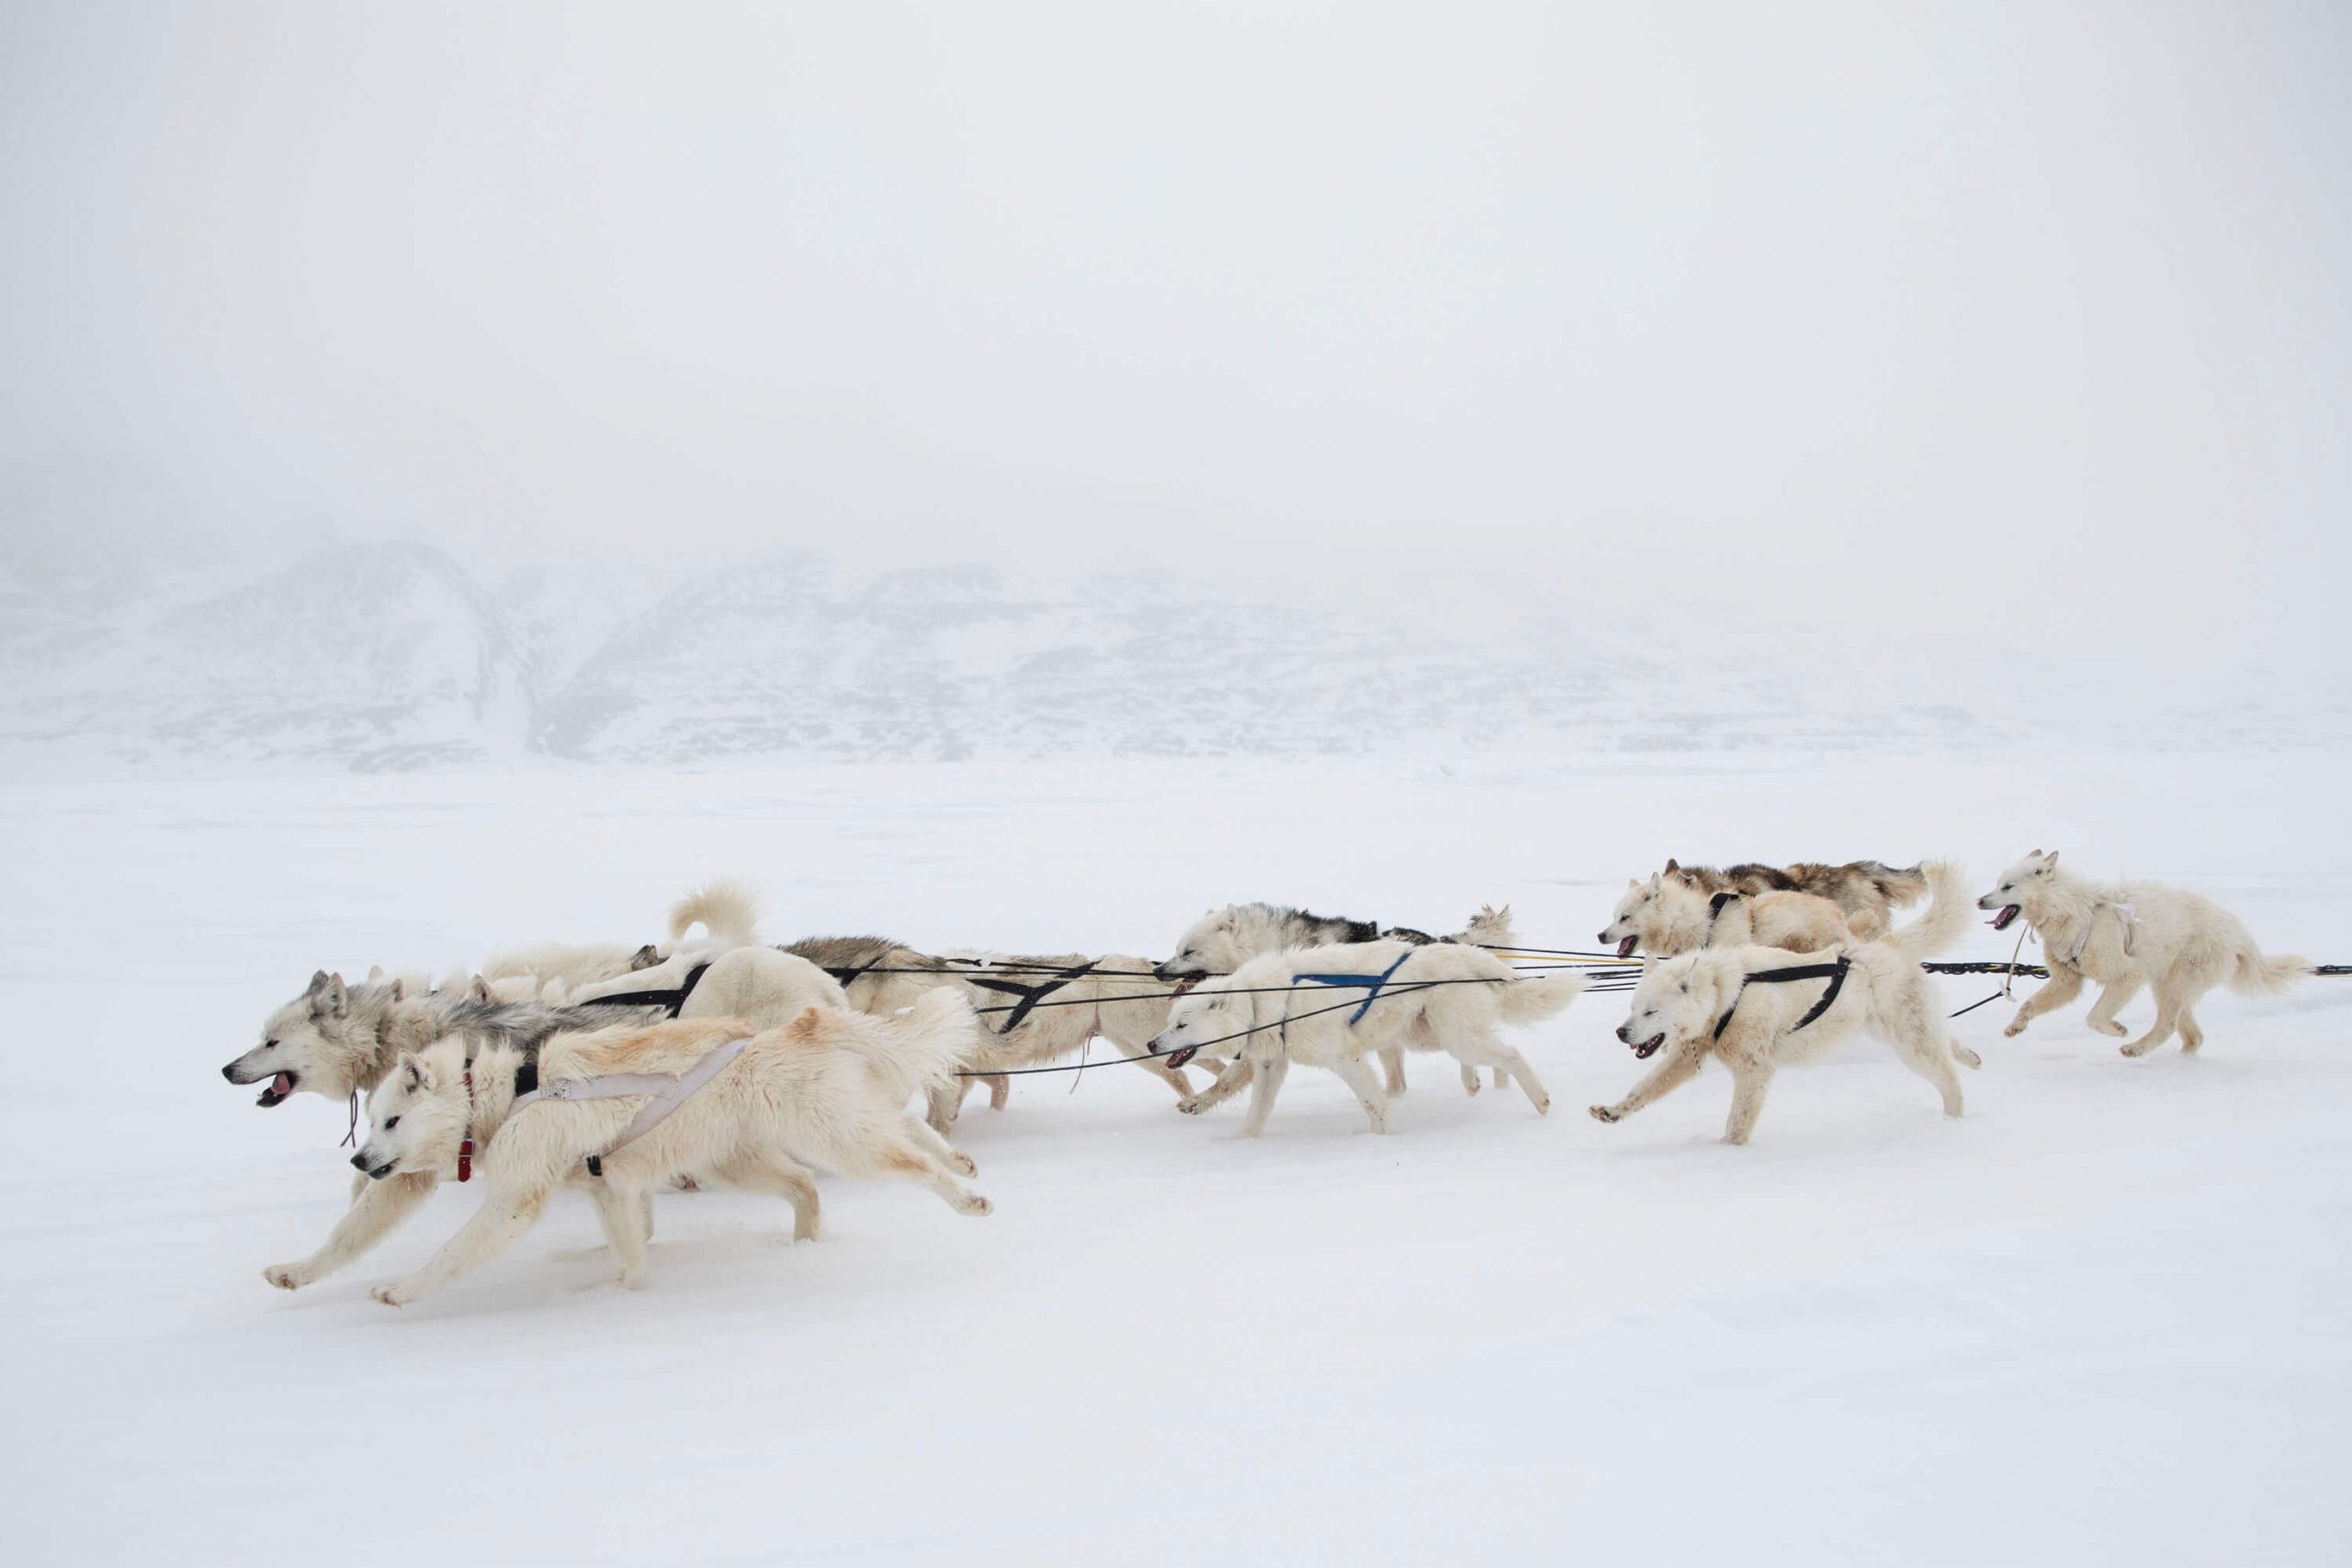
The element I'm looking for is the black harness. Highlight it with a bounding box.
[574,963,712,1019]
[820,958,885,990]
[962,962,1098,1034]
[1713,956,1850,1041]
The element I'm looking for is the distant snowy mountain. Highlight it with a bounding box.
[0,542,2336,772]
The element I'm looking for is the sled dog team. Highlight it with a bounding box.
[222,853,2311,1307]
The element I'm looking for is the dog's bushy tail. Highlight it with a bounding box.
[1881,861,1969,964]
[669,879,761,948]
[842,988,981,1105]
[1456,903,1517,948]
[2229,946,2311,996]
[1495,970,1588,1025]
[1864,861,1931,908]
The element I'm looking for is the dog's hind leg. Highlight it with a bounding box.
[716,1150,825,1241]
[2005,964,2085,1038]
[2085,975,2143,1039]
[1379,1043,1408,1097]
[585,1180,651,1287]
[1720,1062,1777,1145]
[2120,977,2188,1057]
[1885,1027,1965,1117]
[1238,1055,1291,1137]
[2177,1004,2205,1055]
[371,1180,555,1306]
[1589,1044,1705,1125]
[1327,1054,1391,1134]
[845,1135,992,1216]
[901,1113,978,1178]
[265,1169,439,1291]
[923,1079,962,1135]
[1446,1027,1550,1115]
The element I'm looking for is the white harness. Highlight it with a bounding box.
[509,1034,753,1168]
[2063,898,2138,966]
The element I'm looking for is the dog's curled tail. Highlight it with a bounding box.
[1495,970,1588,1025]
[1869,861,1932,909]
[669,879,761,949]
[2229,947,2311,997]
[1881,861,1970,964]
[845,988,982,1105]
[1458,903,1517,948]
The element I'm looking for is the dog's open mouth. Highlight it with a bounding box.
[1989,905,2019,932]
[1169,977,1200,998]
[1614,935,1638,959]
[367,1160,396,1179]
[256,1070,299,1108]
[1163,1043,1200,1069]
[1630,1033,1665,1059]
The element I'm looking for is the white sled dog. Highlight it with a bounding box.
[1589,862,1978,1145]
[1148,940,1584,1136]
[307,994,990,1305]
[1600,874,1860,959]
[1152,903,1519,1096]
[926,952,1203,1129]
[1978,851,2308,1056]
[481,879,763,998]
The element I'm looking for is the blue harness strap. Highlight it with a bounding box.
[1293,949,1418,1026]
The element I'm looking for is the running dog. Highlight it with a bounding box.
[481,879,762,998]
[1590,861,1978,1145]
[1978,851,2308,1056]
[222,971,662,1112]
[1600,875,1860,958]
[1148,941,1584,1136]
[1656,860,1926,933]
[1151,903,1518,1095]
[309,994,990,1305]
[926,952,1204,1129]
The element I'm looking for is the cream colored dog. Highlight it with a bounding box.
[1600,874,1860,959]
[1590,862,1978,1145]
[1979,851,2307,1056]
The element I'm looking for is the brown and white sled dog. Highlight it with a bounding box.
[1148,941,1584,1137]
[1590,862,1978,1145]
[481,879,763,999]
[304,993,991,1306]
[1600,874,1860,959]
[1151,903,1519,1095]
[1654,860,1927,934]
[1979,851,2308,1057]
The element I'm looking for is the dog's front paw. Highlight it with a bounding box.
[945,1150,978,1178]
[1589,1104,1621,1124]
[369,1282,413,1307]
[2003,1016,2030,1038]
[1177,1098,1205,1115]
[958,1193,994,1217]
[1531,1094,1552,1116]
[262,1262,315,1292]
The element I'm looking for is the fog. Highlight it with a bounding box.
[4,3,2347,684]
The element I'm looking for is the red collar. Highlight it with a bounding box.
[458,1068,476,1182]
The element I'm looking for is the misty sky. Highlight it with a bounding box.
[3,4,2346,675]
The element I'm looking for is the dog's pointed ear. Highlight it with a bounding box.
[396,1051,434,1093]
[1663,858,1679,874]
[390,977,406,1002]
[2026,848,2041,861]
[366,964,385,984]
[629,943,660,971]
[317,973,349,1018]
[2041,851,2059,871]
[469,974,492,1004]
[308,969,331,997]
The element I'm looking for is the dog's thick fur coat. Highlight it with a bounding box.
[480,879,763,999]
[291,993,989,1304]
[1148,941,1584,1136]
[1590,862,1979,1145]
[1978,851,2307,1056]
[1600,874,1860,959]
[1152,903,1518,1094]
[1657,859,1925,931]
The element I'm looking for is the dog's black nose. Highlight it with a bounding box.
[1596,933,1611,945]
[350,1153,371,1171]
[221,1064,239,1081]
[1613,1025,1630,1043]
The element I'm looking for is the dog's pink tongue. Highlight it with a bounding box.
[1615,936,1637,959]
[271,1072,295,1097]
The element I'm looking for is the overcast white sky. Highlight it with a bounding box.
[3,3,2346,679]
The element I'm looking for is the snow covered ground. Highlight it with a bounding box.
[4,747,2347,1565]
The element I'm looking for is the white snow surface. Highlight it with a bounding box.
[4,748,2348,1565]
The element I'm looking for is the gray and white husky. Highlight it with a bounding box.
[1152,902,1517,1094]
